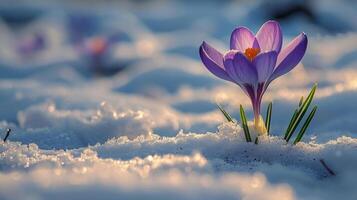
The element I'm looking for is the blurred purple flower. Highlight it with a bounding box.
[79,34,121,59]
[78,35,124,76]
[17,33,46,56]
[79,36,112,75]
[81,37,109,59]
[199,20,307,133]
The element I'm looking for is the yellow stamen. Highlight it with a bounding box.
[244,48,260,61]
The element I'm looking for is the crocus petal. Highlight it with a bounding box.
[256,20,282,53]
[253,51,278,83]
[224,52,258,84]
[230,27,256,51]
[199,42,233,81]
[223,50,238,60]
[269,33,308,82]
[252,38,260,49]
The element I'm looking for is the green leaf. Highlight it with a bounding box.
[254,137,259,144]
[3,128,11,142]
[285,84,317,142]
[285,96,304,139]
[293,106,317,145]
[240,105,252,142]
[265,102,272,135]
[299,96,304,107]
[284,109,298,139]
[217,104,234,122]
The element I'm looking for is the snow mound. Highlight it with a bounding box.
[0,145,294,200]
[1,123,357,199]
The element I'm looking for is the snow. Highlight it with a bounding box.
[0,0,357,199]
[1,124,357,200]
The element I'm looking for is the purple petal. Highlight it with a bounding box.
[224,52,258,84]
[253,51,278,83]
[256,20,282,53]
[230,27,256,51]
[223,50,238,60]
[269,33,308,82]
[252,38,260,49]
[199,42,233,81]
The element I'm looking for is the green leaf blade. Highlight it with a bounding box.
[254,137,259,144]
[285,84,317,142]
[240,105,252,142]
[284,109,298,140]
[299,96,304,107]
[265,102,272,135]
[293,106,317,145]
[217,104,233,122]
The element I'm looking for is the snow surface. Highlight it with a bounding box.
[0,0,357,199]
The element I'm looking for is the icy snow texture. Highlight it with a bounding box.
[0,0,357,199]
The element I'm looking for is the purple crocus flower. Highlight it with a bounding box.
[78,35,124,76]
[79,36,112,74]
[81,37,109,59]
[199,20,307,134]
[16,33,46,57]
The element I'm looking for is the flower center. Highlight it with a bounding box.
[244,48,260,61]
[88,37,107,55]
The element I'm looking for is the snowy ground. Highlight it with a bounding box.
[0,0,357,199]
